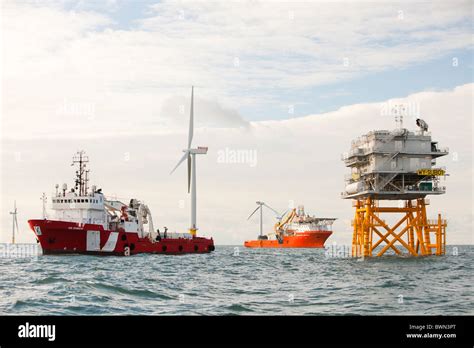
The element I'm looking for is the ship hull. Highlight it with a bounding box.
[244,231,332,248]
[28,219,215,256]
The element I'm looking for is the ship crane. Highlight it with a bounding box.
[273,209,297,234]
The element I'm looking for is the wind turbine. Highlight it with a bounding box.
[247,201,281,238]
[9,201,19,244]
[170,86,208,237]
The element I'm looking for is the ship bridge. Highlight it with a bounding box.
[49,151,156,239]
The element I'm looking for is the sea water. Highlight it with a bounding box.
[0,245,472,315]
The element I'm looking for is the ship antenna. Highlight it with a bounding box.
[72,150,89,196]
[85,168,90,196]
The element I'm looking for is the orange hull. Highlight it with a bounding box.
[244,231,332,248]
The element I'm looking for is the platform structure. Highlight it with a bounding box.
[342,120,448,257]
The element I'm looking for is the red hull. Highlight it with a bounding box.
[244,231,332,248]
[28,219,215,256]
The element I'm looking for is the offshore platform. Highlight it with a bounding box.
[342,116,449,257]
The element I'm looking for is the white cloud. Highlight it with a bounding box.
[1,0,472,140]
[1,84,472,246]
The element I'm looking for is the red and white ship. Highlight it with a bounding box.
[28,87,215,256]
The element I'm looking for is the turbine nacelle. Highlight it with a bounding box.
[187,147,208,155]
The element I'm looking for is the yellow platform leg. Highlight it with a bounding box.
[351,198,446,257]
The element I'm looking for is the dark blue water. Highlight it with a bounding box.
[0,245,472,315]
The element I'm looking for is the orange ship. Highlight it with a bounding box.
[244,205,335,248]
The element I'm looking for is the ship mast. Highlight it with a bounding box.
[72,150,89,196]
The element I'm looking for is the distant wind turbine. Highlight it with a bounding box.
[247,201,281,238]
[9,201,19,244]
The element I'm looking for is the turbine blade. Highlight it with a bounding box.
[263,203,281,216]
[187,154,191,193]
[15,217,19,231]
[278,209,289,220]
[247,206,260,220]
[170,152,188,174]
[187,86,194,149]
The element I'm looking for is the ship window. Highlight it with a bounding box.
[85,199,88,203]
[81,199,84,203]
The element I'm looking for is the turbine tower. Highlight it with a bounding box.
[9,201,19,244]
[170,86,208,236]
[247,201,281,238]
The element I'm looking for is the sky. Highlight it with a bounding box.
[0,0,473,245]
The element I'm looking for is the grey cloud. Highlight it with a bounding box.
[160,95,249,129]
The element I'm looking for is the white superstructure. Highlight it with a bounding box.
[342,120,449,200]
[50,151,156,239]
